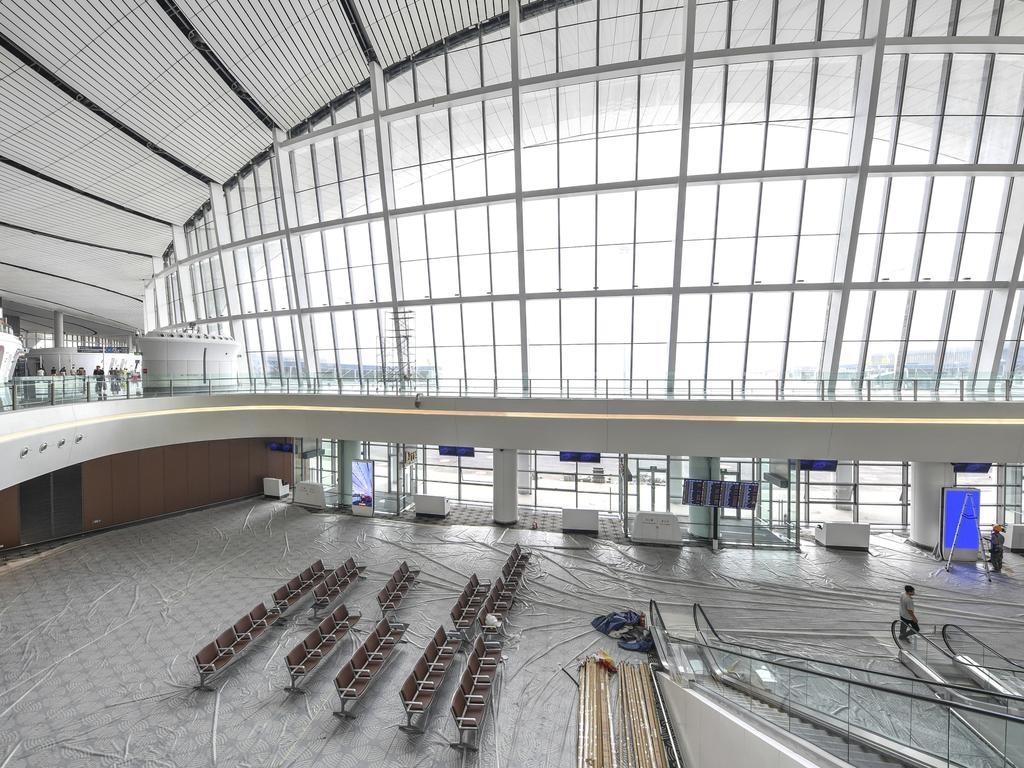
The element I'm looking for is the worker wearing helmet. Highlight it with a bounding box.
[990,525,1005,573]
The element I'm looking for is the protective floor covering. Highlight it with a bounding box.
[0,499,1019,767]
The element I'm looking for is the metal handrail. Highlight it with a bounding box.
[942,624,1024,674]
[691,603,1024,703]
[664,601,1024,722]
[651,600,1024,768]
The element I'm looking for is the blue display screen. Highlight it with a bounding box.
[439,446,475,457]
[943,487,981,551]
[559,451,601,463]
[798,459,838,472]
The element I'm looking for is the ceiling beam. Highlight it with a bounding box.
[154,0,280,132]
[0,155,172,227]
[0,221,154,259]
[337,0,378,64]
[0,30,215,185]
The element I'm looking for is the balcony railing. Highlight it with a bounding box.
[3,373,1024,414]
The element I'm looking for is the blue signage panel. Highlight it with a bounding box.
[943,487,981,552]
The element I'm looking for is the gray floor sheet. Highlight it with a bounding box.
[0,500,1019,767]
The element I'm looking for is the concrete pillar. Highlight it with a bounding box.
[493,448,519,525]
[910,461,955,549]
[687,456,720,539]
[52,311,64,348]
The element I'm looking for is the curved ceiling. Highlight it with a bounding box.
[0,0,482,329]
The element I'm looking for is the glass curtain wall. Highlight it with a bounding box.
[143,0,1024,395]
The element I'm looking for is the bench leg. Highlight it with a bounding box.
[284,674,306,694]
[398,712,425,734]
[449,729,478,752]
[333,700,357,719]
[194,672,216,692]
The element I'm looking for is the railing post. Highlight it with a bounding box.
[11,383,18,410]
[208,380,213,396]
[730,379,734,400]
[1007,379,1012,402]
[818,379,824,400]
[866,379,871,402]
[959,379,965,401]
[169,380,174,398]
[49,380,55,406]
[605,379,609,398]
[687,379,691,400]
[646,380,650,399]
[913,380,918,402]
[774,379,779,400]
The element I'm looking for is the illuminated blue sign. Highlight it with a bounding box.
[943,487,981,552]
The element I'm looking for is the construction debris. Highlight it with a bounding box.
[577,656,617,768]
[616,663,670,768]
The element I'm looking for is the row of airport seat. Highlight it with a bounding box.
[376,561,419,613]
[271,559,329,614]
[449,543,532,751]
[284,605,361,691]
[193,603,283,689]
[194,558,360,689]
[311,559,364,614]
[333,616,408,717]
[398,627,464,732]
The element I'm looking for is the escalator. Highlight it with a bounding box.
[891,620,989,694]
[942,624,1024,700]
[648,601,1024,768]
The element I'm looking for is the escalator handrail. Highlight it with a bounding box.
[942,623,1024,673]
[688,601,1024,703]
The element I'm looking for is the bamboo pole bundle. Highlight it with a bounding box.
[617,663,670,768]
[577,658,617,768]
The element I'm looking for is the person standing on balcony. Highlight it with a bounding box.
[898,585,919,642]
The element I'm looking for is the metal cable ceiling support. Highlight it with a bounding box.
[338,0,379,64]
[154,0,280,132]
[0,155,173,227]
[0,30,215,186]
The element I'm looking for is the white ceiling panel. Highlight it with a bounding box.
[176,0,369,129]
[0,227,152,306]
[0,165,171,257]
[0,0,272,182]
[0,265,143,330]
[0,50,209,224]
[355,0,505,67]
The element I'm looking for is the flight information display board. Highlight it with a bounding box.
[682,478,760,509]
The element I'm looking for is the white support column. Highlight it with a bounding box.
[52,311,64,349]
[271,129,317,380]
[666,0,697,394]
[172,224,198,324]
[493,448,519,525]
[208,182,242,318]
[509,1,530,392]
[822,0,890,387]
[909,461,955,551]
[369,61,407,383]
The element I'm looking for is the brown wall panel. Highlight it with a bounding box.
[82,457,113,531]
[138,448,165,518]
[0,485,18,549]
[248,439,268,492]
[186,441,211,509]
[163,444,190,513]
[208,440,230,503]
[228,439,250,499]
[110,451,140,525]
[267,446,294,485]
